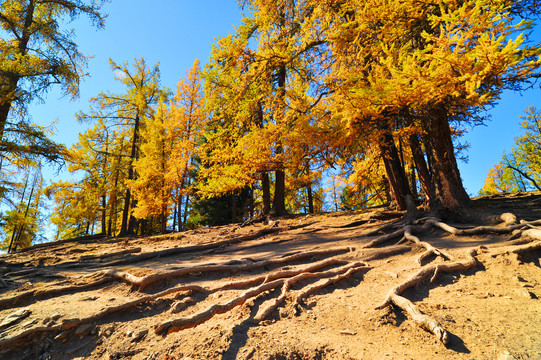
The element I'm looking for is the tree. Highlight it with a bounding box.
[0,0,107,139]
[313,0,541,216]
[1,165,44,252]
[77,58,166,236]
[481,106,541,195]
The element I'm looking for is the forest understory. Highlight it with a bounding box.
[1,192,541,360]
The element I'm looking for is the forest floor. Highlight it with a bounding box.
[1,192,541,360]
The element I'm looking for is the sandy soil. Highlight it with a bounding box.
[1,192,541,360]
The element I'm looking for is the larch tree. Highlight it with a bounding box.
[76,58,166,236]
[481,106,541,195]
[313,0,541,217]
[166,59,207,231]
[130,100,172,234]
[1,164,44,252]
[0,0,106,161]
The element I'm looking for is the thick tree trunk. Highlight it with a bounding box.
[378,125,412,211]
[261,171,271,215]
[272,168,288,216]
[425,106,471,214]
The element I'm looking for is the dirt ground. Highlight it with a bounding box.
[1,192,541,360]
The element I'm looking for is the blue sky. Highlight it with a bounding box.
[29,1,541,196]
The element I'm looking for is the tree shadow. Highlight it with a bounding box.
[220,290,275,360]
[445,331,470,354]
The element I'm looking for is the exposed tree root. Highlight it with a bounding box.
[104,223,313,267]
[0,277,112,309]
[425,218,541,236]
[103,247,352,290]
[376,248,479,344]
[400,225,454,266]
[155,262,370,335]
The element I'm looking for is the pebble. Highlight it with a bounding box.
[75,323,93,337]
[0,308,31,329]
[497,350,517,360]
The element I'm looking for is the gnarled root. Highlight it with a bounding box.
[155,262,370,335]
[376,248,478,344]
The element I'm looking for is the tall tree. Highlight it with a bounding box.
[77,58,166,235]
[314,0,541,216]
[0,0,106,139]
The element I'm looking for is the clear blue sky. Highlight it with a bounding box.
[29,1,541,196]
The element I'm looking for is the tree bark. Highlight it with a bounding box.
[261,171,271,215]
[307,185,314,213]
[425,105,471,214]
[378,123,412,211]
[408,134,435,204]
[120,115,141,236]
[272,168,288,216]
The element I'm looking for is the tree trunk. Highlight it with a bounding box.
[307,185,314,214]
[101,195,107,235]
[261,171,271,215]
[409,134,435,204]
[272,168,288,216]
[231,193,237,223]
[120,115,141,236]
[425,106,471,214]
[378,124,412,211]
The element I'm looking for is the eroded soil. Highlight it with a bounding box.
[1,192,541,360]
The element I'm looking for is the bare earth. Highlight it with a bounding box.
[1,193,541,360]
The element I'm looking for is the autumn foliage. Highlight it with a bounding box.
[1,0,540,246]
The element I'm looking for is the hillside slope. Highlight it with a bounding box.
[1,193,541,360]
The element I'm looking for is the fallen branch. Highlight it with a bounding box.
[376,248,478,344]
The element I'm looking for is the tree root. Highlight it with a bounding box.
[400,225,454,266]
[155,262,370,335]
[104,247,352,291]
[426,218,541,236]
[376,248,478,344]
[104,223,313,267]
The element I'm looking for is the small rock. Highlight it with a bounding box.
[0,308,31,329]
[81,295,99,301]
[131,329,148,342]
[75,323,93,337]
[513,289,536,299]
[339,330,357,335]
[497,350,517,360]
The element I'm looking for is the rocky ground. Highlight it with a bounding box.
[1,192,541,360]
